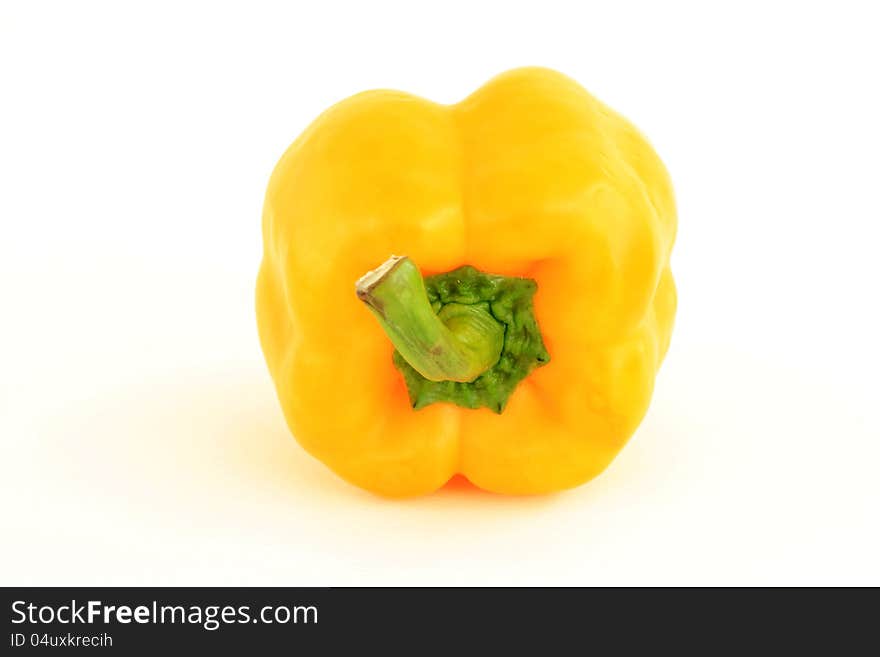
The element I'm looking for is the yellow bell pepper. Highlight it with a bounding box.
[256,67,677,497]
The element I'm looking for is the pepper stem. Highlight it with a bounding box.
[356,256,504,383]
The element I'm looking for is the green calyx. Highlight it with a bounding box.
[356,256,549,413]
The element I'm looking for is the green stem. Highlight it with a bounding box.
[356,256,504,383]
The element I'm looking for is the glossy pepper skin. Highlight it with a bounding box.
[256,67,676,497]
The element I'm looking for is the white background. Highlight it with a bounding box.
[2,1,878,586]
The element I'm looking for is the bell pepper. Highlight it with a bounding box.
[256,67,677,497]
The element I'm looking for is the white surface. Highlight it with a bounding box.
[1,1,878,586]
